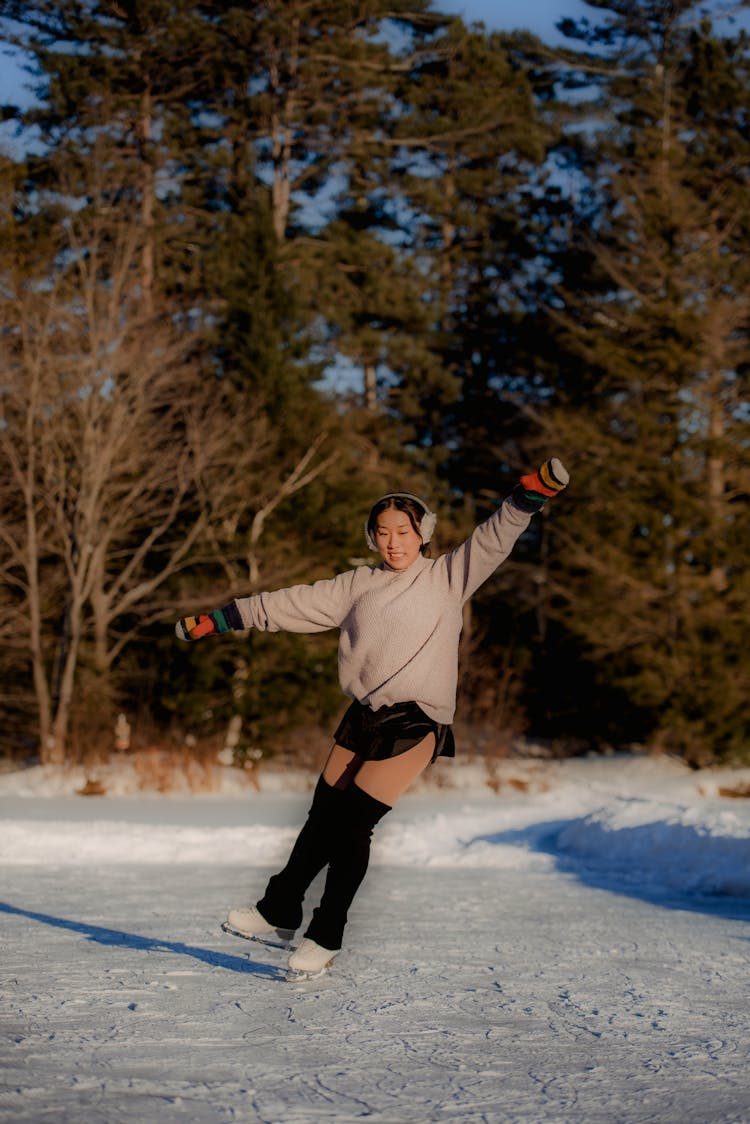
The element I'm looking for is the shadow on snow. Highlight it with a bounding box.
[466,820,750,924]
[0,900,286,979]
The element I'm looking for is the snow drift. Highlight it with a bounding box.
[2,754,749,902]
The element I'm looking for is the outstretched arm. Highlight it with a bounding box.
[175,571,356,641]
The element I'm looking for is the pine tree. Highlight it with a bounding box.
[382,23,547,470]
[543,2,750,762]
[132,2,451,753]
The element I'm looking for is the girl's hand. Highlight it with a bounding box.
[512,458,569,513]
[175,601,244,641]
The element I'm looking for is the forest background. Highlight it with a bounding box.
[0,0,747,773]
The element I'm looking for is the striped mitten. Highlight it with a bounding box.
[175,601,245,641]
[512,458,569,514]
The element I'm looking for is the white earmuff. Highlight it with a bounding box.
[364,492,437,552]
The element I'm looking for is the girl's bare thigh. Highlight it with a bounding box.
[322,735,436,806]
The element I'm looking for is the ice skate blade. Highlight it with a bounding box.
[221,921,295,950]
[285,963,333,983]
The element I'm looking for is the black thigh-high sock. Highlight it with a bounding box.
[256,777,341,932]
[304,783,391,951]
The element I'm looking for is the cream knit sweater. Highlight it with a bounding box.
[234,498,531,725]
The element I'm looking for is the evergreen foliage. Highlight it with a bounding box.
[540,1,750,763]
[0,0,747,765]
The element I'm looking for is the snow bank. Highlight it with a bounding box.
[1,755,749,902]
[556,796,750,898]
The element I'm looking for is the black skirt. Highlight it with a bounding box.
[333,699,455,764]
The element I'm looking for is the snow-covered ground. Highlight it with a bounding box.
[2,752,750,1123]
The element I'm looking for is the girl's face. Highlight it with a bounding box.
[374,506,423,570]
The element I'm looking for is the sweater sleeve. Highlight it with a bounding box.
[233,570,355,634]
[443,497,531,603]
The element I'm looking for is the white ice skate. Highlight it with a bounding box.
[222,905,295,949]
[286,938,338,980]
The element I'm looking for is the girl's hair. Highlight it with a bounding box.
[367,495,432,556]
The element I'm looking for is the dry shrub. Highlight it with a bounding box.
[484,766,549,796]
[264,723,339,774]
[133,744,219,794]
[77,778,107,796]
[718,783,750,799]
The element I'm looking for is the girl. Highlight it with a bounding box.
[176,458,569,976]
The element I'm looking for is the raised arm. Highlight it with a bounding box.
[444,458,569,602]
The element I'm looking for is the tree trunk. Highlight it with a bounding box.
[50,603,83,764]
[139,85,155,317]
[707,372,728,593]
[27,499,54,762]
[364,363,377,411]
[269,17,300,242]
